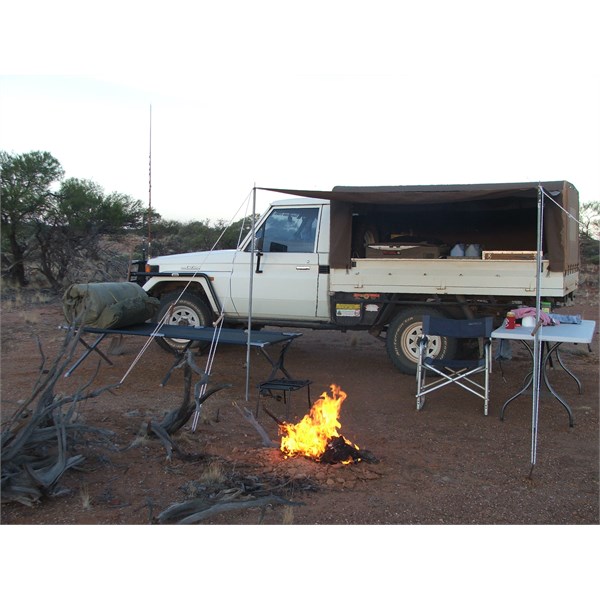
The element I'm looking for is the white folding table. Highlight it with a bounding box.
[491,320,596,426]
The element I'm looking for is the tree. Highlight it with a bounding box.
[579,201,599,240]
[1,150,64,286]
[217,215,256,249]
[142,215,253,258]
[1,150,151,291]
[32,178,147,290]
[579,201,599,265]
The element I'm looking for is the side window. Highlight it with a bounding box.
[252,207,318,253]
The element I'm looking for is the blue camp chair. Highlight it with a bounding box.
[416,316,494,415]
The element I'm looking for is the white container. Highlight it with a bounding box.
[522,315,536,327]
[450,243,465,257]
[465,244,481,258]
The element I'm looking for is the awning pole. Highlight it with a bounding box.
[529,185,545,473]
[245,186,257,403]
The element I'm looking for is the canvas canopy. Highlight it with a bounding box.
[258,181,579,272]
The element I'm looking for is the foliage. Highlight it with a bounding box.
[1,151,148,291]
[143,215,255,257]
[31,177,147,289]
[579,201,600,239]
[56,178,145,232]
[1,150,64,286]
[579,201,599,265]
[1,150,256,293]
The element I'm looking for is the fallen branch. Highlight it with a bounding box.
[145,420,212,463]
[1,329,116,506]
[233,401,278,448]
[146,375,231,460]
[157,494,303,524]
[262,404,285,426]
[155,383,232,436]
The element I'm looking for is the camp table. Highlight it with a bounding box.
[491,319,596,426]
[64,322,303,382]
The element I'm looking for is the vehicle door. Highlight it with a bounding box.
[230,206,321,320]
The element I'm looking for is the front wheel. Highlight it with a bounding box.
[386,307,457,375]
[154,291,213,354]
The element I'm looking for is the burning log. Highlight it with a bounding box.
[279,384,377,464]
[320,436,378,465]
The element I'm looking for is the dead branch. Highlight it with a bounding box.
[144,382,231,460]
[144,420,213,463]
[1,328,116,506]
[158,349,232,434]
[156,462,317,524]
[262,404,285,426]
[158,383,232,435]
[157,494,303,524]
[233,401,278,448]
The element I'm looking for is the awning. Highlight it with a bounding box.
[257,181,579,272]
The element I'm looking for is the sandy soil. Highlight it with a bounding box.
[1,282,598,527]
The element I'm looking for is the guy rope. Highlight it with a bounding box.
[117,188,257,430]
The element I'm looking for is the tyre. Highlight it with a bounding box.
[386,307,458,375]
[154,291,213,354]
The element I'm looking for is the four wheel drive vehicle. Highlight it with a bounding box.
[129,181,580,375]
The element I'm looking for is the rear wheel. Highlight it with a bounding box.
[386,307,457,375]
[154,291,213,354]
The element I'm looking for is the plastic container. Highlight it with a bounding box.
[450,243,465,257]
[465,244,481,258]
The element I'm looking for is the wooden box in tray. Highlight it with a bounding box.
[482,250,540,261]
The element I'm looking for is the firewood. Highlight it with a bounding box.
[233,402,278,448]
[1,329,116,506]
[319,436,379,464]
[157,494,302,524]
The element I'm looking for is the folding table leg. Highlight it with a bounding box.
[64,333,111,378]
[541,344,574,427]
[259,339,294,380]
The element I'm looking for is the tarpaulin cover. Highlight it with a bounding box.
[63,282,160,329]
[257,181,579,272]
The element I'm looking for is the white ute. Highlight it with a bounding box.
[129,181,580,375]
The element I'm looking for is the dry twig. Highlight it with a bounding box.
[233,401,278,448]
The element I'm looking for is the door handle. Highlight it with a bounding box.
[296,266,310,271]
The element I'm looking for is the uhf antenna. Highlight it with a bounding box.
[147,104,152,259]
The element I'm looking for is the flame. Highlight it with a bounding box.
[279,384,359,462]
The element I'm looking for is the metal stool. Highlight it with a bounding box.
[258,378,312,420]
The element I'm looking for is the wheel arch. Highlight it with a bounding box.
[144,276,221,316]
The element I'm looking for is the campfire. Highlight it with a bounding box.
[278,384,375,464]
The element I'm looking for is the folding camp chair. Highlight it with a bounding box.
[416,315,493,415]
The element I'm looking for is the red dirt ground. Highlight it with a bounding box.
[1,282,598,528]
[2,278,598,595]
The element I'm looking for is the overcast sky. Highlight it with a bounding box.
[1,0,598,226]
